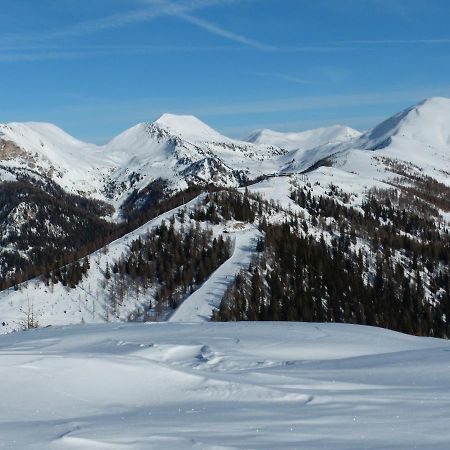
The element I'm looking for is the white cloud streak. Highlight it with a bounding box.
[187,88,450,116]
[5,87,449,142]
[1,0,244,43]
[1,0,449,62]
[173,11,276,50]
[0,45,252,62]
[1,0,280,60]
[24,86,450,120]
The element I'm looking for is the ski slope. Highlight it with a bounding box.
[1,321,449,449]
[170,227,261,322]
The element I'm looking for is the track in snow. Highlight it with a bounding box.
[169,227,261,323]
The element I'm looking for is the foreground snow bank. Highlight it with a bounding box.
[0,322,449,449]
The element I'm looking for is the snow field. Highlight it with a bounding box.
[0,321,449,449]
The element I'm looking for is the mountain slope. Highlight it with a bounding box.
[0,194,207,332]
[154,113,230,141]
[0,122,113,198]
[104,115,287,206]
[245,125,361,174]
[314,97,450,185]
[169,226,261,323]
[2,98,450,210]
[362,96,450,151]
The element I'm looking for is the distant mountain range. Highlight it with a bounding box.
[1,97,449,211]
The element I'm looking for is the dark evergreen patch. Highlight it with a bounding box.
[190,189,269,224]
[214,185,450,338]
[106,220,232,320]
[214,221,449,337]
[0,180,204,291]
[0,180,116,288]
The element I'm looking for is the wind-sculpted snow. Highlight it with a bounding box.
[0,322,449,449]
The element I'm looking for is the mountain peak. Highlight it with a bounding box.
[363,96,450,150]
[419,96,450,107]
[152,113,225,142]
[2,121,92,148]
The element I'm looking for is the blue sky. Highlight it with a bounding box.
[1,0,450,142]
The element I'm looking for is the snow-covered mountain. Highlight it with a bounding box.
[245,125,361,175]
[2,98,450,212]
[246,124,361,151]
[2,98,450,450]
[361,96,450,152]
[310,97,450,185]
[0,114,286,210]
[104,114,286,206]
[0,117,366,213]
[0,122,114,198]
[1,97,450,335]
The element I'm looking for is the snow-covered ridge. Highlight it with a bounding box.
[362,96,450,150]
[0,114,288,205]
[298,97,450,185]
[153,113,229,142]
[246,125,361,151]
[1,97,450,207]
[0,114,363,202]
[0,121,116,199]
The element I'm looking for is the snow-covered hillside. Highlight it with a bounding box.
[0,191,267,333]
[0,100,449,450]
[245,125,362,176]
[169,227,262,323]
[1,321,449,450]
[0,195,207,333]
[105,114,288,206]
[0,121,114,198]
[244,97,450,185]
